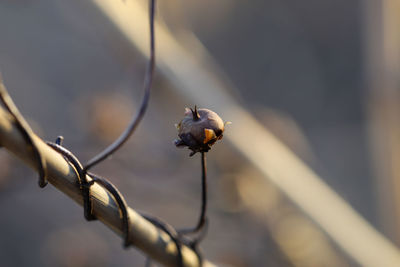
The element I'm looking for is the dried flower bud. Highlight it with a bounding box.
[174,106,227,156]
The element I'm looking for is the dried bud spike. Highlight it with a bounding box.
[190,105,201,121]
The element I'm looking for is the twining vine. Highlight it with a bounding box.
[0,0,229,266]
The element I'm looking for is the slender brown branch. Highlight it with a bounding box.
[179,152,207,235]
[198,152,207,232]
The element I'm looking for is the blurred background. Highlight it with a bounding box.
[0,0,399,266]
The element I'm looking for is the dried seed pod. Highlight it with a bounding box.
[174,106,227,156]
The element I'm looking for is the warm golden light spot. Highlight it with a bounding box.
[204,128,216,144]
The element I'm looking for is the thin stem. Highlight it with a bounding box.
[180,152,207,235]
[84,0,156,172]
[198,152,207,231]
